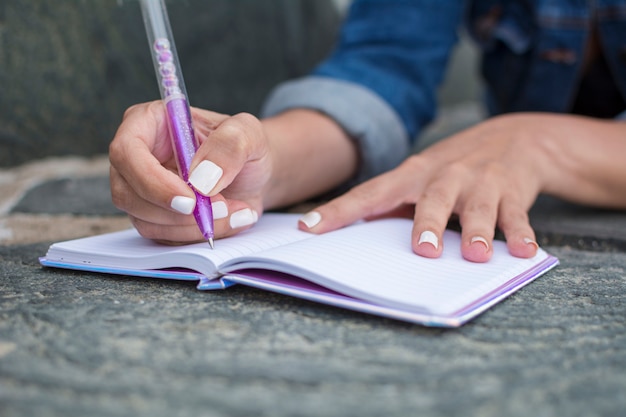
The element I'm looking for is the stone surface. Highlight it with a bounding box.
[0,241,625,417]
[11,176,121,216]
[0,0,340,167]
[0,156,625,417]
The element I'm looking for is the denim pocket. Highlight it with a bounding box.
[466,1,536,112]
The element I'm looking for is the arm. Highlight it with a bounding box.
[298,113,626,262]
[262,0,464,182]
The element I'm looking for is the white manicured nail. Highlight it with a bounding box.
[524,237,539,249]
[299,211,322,229]
[211,201,228,219]
[230,208,257,229]
[189,160,223,195]
[418,230,438,249]
[470,236,489,251]
[170,196,195,215]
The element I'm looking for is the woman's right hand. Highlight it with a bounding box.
[109,101,273,244]
[109,102,359,245]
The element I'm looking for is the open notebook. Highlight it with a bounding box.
[40,213,558,327]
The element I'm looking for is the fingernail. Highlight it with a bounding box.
[229,208,257,229]
[299,211,322,229]
[211,201,228,219]
[524,237,539,249]
[189,160,223,195]
[418,230,438,249]
[170,196,195,215]
[470,236,490,252]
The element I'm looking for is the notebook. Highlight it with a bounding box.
[40,213,558,327]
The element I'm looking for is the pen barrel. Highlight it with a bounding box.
[193,192,215,242]
[140,0,190,100]
[167,96,214,242]
[140,0,214,242]
[165,96,196,180]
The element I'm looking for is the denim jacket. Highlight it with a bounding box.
[262,0,626,184]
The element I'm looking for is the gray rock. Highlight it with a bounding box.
[10,177,122,216]
[0,241,624,417]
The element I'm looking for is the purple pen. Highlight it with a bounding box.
[139,0,214,248]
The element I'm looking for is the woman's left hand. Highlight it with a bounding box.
[298,113,626,262]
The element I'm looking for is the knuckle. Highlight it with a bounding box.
[122,105,138,120]
[129,217,156,240]
[219,120,249,144]
[478,161,505,180]
[421,185,452,208]
[129,217,168,243]
[108,140,124,166]
[122,102,148,119]
[499,206,530,229]
[463,201,493,216]
[109,173,132,212]
[233,112,261,128]
[401,154,428,173]
[443,161,470,179]
[109,183,129,211]
[217,113,265,156]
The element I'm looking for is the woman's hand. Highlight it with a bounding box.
[109,101,272,244]
[109,102,358,245]
[298,113,626,262]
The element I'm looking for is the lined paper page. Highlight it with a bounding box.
[222,218,550,316]
[45,213,312,278]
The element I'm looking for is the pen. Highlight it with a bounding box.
[139,0,215,248]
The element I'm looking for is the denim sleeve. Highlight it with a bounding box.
[261,76,408,184]
[261,0,463,183]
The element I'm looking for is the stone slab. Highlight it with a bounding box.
[1,157,625,417]
[530,196,626,251]
[11,177,122,216]
[0,242,624,417]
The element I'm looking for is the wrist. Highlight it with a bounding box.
[260,109,359,209]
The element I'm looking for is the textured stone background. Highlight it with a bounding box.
[1,238,625,417]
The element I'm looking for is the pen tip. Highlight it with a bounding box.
[208,238,214,249]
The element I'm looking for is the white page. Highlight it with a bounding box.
[45,213,552,317]
[45,213,312,278]
[221,218,550,316]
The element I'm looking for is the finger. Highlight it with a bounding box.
[113,168,231,229]
[456,178,500,263]
[130,216,206,244]
[498,198,539,258]
[298,166,418,234]
[190,107,231,143]
[411,166,464,258]
[188,112,268,197]
[109,102,198,213]
[110,164,177,222]
[129,196,261,244]
[211,196,262,239]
